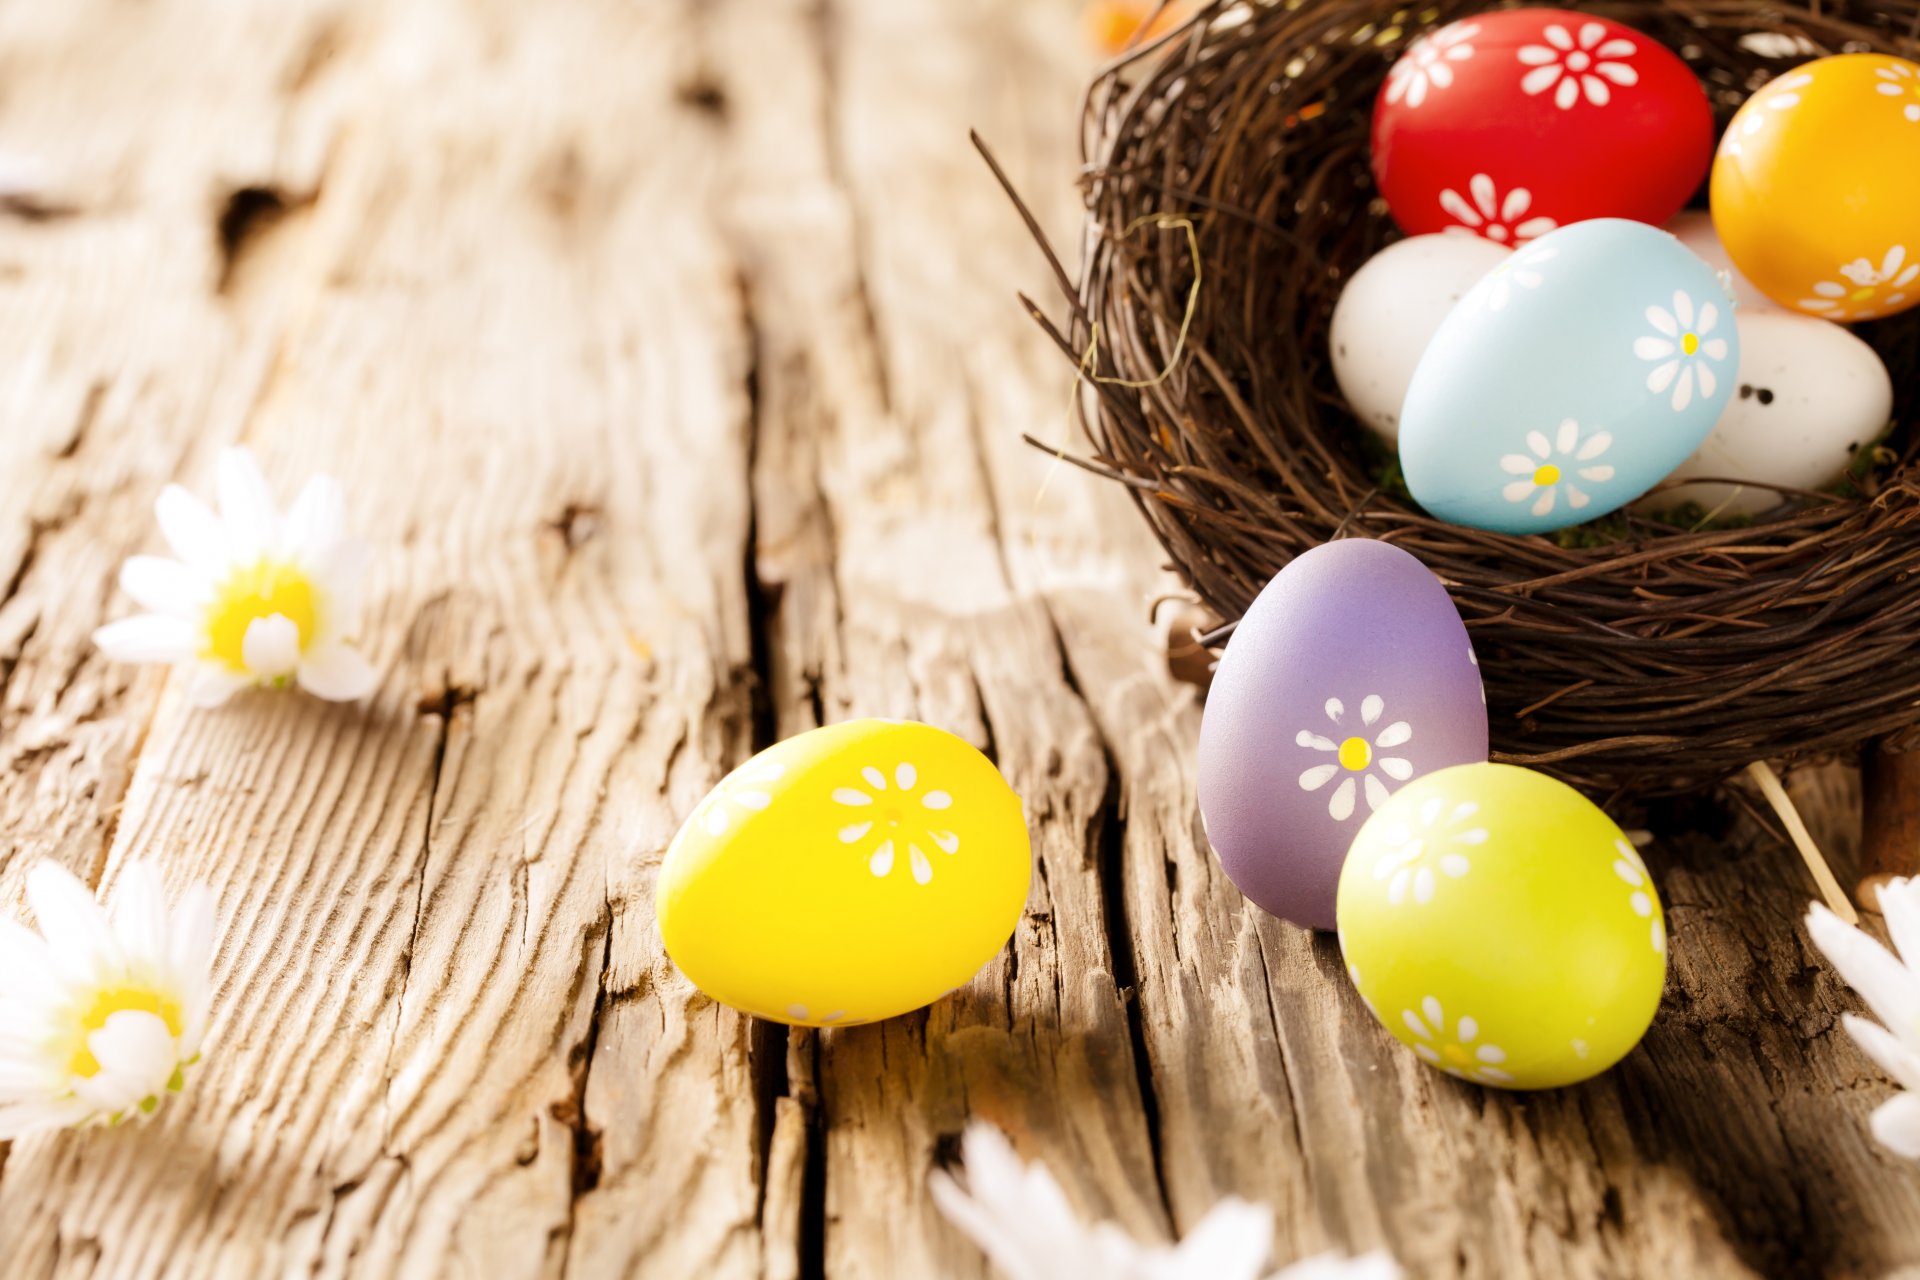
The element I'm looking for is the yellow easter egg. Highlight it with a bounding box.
[657,720,1031,1027]
[1711,54,1920,321]
[1336,763,1666,1090]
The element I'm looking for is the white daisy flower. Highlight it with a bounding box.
[1798,246,1920,319]
[1370,796,1488,907]
[1875,61,1920,123]
[1517,21,1638,109]
[1611,838,1666,955]
[931,1123,1403,1280]
[1483,244,1556,311]
[1437,174,1556,245]
[1721,72,1813,157]
[1636,291,1730,412]
[1384,21,1478,109]
[1296,695,1412,822]
[1400,995,1513,1084]
[1806,878,1920,1159]
[1500,419,1615,518]
[0,861,215,1138]
[92,448,378,708]
[831,759,959,885]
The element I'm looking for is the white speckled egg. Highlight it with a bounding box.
[1638,309,1891,517]
[1331,234,1513,443]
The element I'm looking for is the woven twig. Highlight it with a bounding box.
[995,0,1920,796]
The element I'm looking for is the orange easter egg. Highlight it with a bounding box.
[1711,54,1920,321]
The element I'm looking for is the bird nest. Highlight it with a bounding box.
[999,0,1920,798]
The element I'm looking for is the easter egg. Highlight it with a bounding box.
[1639,309,1892,517]
[1398,218,1740,533]
[1197,540,1488,931]
[1666,210,1784,315]
[657,719,1030,1027]
[1331,233,1512,443]
[1337,763,1667,1090]
[1372,9,1713,243]
[1712,54,1920,321]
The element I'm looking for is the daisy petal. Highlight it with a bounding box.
[1556,418,1578,453]
[1877,877,1920,970]
[282,474,345,558]
[297,642,379,702]
[1870,1092,1920,1159]
[1808,903,1920,1041]
[1576,432,1612,461]
[1646,360,1679,395]
[1646,306,1678,336]
[93,614,196,665]
[216,448,281,556]
[1500,454,1538,474]
[1554,75,1578,109]
[1503,481,1537,503]
[1842,1014,1920,1093]
[1374,721,1411,748]
[1378,756,1413,781]
[1328,777,1356,821]
[119,556,206,618]
[240,614,301,680]
[26,861,120,987]
[154,484,226,568]
[187,663,248,708]
[1531,489,1556,517]
[1634,337,1676,360]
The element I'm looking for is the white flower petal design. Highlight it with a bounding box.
[1369,800,1483,910]
[1500,418,1612,519]
[1296,695,1416,821]
[1437,174,1556,245]
[833,762,964,884]
[1637,292,1728,411]
[1516,20,1638,111]
[1398,996,1513,1084]
[1386,20,1480,110]
[0,861,216,1138]
[1797,245,1920,319]
[91,447,378,706]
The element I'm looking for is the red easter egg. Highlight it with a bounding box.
[1371,9,1713,244]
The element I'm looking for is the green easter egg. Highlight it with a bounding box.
[1336,763,1666,1090]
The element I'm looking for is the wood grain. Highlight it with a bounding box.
[0,1,1917,1278]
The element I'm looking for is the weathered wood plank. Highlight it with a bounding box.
[712,2,1166,1277]
[0,2,773,1276]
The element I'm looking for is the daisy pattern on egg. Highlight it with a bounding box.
[700,759,785,836]
[1296,695,1412,821]
[1798,246,1920,319]
[1499,419,1614,517]
[1875,60,1920,123]
[1438,174,1557,245]
[1720,72,1812,157]
[1401,995,1512,1084]
[1385,21,1479,108]
[1482,243,1556,312]
[1517,21,1638,110]
[1636,291,1729,412]
[1369,795,1489,907]
[832,761,960,885]
[1611,837,1666,955]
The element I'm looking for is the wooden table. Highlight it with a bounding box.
[0,2,1916,1276]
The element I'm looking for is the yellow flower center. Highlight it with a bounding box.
[1852,286,1877,302]
[203,558,318,672]
[1681,332,1699,355]
[1532,463,1561,487]
[66,985,183,1078]
[1443,1043,1472,1066]
[1338,736,1372,771]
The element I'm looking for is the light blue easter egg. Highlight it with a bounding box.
[1398,219,1739,535]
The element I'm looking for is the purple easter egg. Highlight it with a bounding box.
[1197,540,1488,930]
